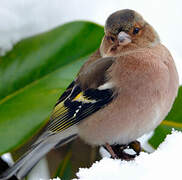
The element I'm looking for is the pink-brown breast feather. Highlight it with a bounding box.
[78,44,179,145]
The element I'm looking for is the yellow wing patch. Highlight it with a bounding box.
[48,101,71,132]
[48,92,96,133]
[73,92,96,103]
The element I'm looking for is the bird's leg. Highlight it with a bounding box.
[103,141,142,160]
[104,143,118,158]
[104,141,142,161]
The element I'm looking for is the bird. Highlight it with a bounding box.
[0,9,179,180]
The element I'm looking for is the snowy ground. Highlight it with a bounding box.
[74,131,182,180]
[49,131,182,180]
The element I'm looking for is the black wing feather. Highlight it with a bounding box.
[47,84,114,133]
[47,56,115,133]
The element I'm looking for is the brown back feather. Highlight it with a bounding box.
[77,56,115,90]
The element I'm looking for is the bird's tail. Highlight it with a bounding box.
[0,127,77,180]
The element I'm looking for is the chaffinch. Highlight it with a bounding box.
[0,9,179,180]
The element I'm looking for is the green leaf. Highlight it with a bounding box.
[149,86,182,148]
[54,150,72,180]
[165,86,182,123]
[0,21,104,154]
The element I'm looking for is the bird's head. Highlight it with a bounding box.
[100,9,160,57]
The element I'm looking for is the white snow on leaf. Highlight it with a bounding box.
[74,131,182,180]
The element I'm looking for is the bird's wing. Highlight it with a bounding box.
[46,56,116,133]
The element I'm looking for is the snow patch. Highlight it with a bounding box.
[74,131,182,180]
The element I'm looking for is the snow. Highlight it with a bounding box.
[137,131,154,153]
[1,155,50,180]
[27,158,50,180]
[75,131,182,180]
[1,153,14,166]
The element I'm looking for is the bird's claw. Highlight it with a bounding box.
[128,140,141,155]
[104,140,142,161]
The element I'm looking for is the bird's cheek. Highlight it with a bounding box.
[100,38,112,57]
[104,45,119,57]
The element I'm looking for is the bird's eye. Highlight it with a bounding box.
[107,36,115,43]
[110,36,115,42]
[133,27,140,35]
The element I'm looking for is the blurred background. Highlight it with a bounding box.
[0,0,181,68]
[0,0,182,83]
[0,0,182,179]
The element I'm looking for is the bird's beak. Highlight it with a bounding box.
[117,31,131,46]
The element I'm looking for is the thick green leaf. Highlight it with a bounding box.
[54,150,72,180]
[149,124,182,149]
[165,86,182,123]
[0,21,103,100]
[0,21,104,154]
[149,86,182,148]
[0,22,103,99]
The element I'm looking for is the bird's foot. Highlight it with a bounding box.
[128,140,141,155]
[104,140,141,161]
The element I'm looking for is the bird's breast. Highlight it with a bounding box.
[78,44,179,146]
